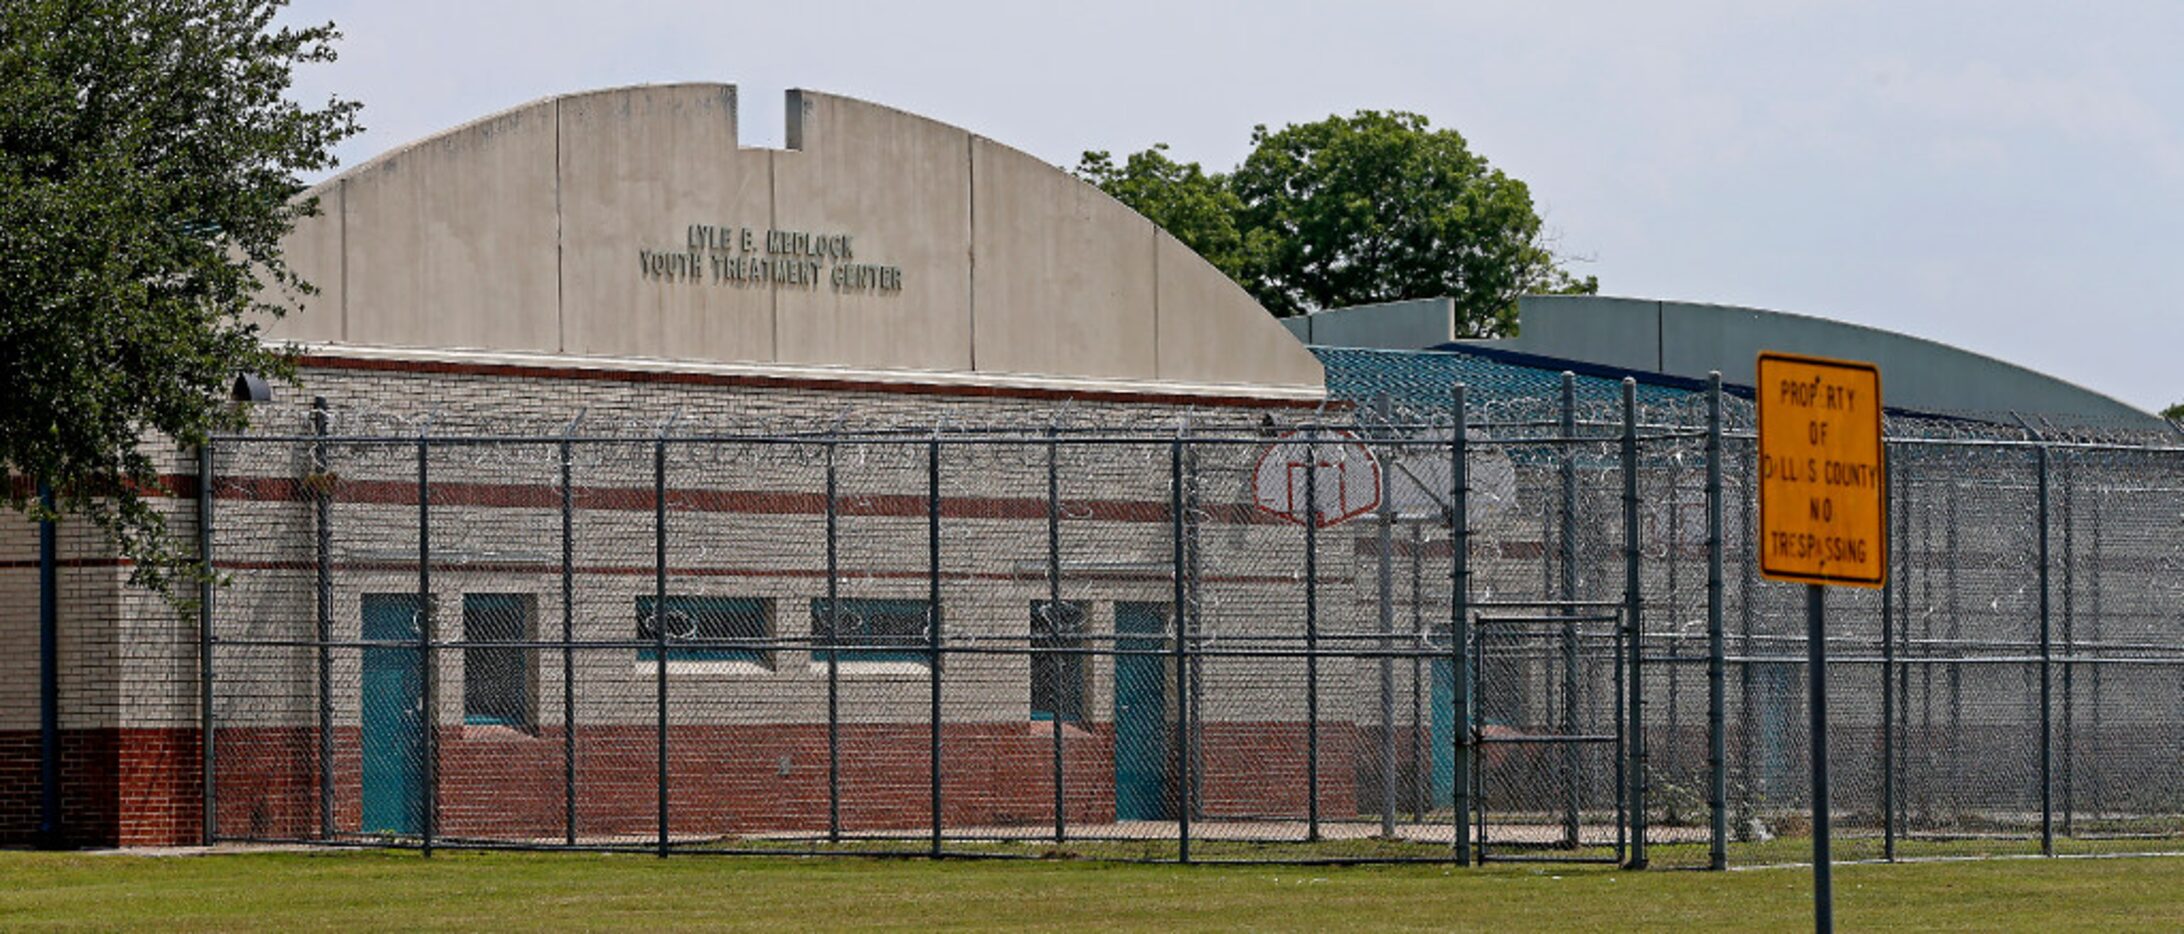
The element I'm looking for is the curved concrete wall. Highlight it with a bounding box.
[269,84,1322,393]
[1491,296,2160,428]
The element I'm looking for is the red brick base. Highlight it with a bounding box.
[5,722,1364,846]
[0,729,202,847]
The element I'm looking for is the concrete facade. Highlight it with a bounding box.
[267,84,1324,393]
[1279,298,1459,350]
[1490,296,2162,428]
[1285,293,2160,429]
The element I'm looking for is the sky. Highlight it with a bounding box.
[285,1,2184,413]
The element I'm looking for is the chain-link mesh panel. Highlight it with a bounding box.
[1887,442,2044,859]
[1050,438,1181,859]
[1633,431,1718,867]
[566,441,659,850]
[2050,446,2184,848]
[1184,436,1306,855]
[210,437,349,844]
[408,440,560,847]
[195,402,2184,866]
[652,440,812,852]
[1458,428,1631,862]
[811,438,941,854]
[931,437,1064,854]
[1306,434,1469,858]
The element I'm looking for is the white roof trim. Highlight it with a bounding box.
[285,341,1328,403]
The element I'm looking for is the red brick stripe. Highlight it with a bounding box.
[213,558,1339,587]
[204,475,1291,527]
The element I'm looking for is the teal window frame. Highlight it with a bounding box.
[810,598,933,665]
[462,594,531,729]
[636,596,772,664]
[1030,600,1087,722]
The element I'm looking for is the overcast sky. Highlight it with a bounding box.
[286,1,2183,412]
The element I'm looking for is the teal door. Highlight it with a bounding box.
[1430,658,1455,806]
[1113,603,1170,821]
[362,594,424,835]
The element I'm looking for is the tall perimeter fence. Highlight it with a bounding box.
[197,379,2184,866]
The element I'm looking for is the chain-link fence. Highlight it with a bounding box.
[196,383,2184,866]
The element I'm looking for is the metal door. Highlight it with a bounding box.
[361,593,424,835]
[1469,602,1627,864]
[1113,603,1170,822]
[1431,657,1456,806]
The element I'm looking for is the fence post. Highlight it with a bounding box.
[313,397,333,842]
[1451,384,1472,865]
[825,434,842,845]
[1622,378,1647,869]
[2039,443,2054,857]
[1183,434,1205,830]
[37,481,56,849]
[1304,422,1321,842]
[417,436,435,858]
[2087,488,2104,819]
[1559,371,1580,851]
[1881,444,1896,862]
[1737,459,1757,814]
[653,438,669,858]
[561,437,576,847]
[1410,523,1424,823]
[1917,477,1936,829]
[928,431,943,859]
[2060,454,2075,838]
[198,444,218,846]
[1706,373,1727,870]
[1946,483,1962,799]
[1374,394,1398,840]
[1898,474,1915,843]
[1171,424,1191,863]
[1046,422,1066,844]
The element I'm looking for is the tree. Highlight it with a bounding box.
[1077,110,1593,337]
[1,0,360,599]
[2164,402,2184,422]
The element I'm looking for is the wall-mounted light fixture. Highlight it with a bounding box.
[230,373,271,403]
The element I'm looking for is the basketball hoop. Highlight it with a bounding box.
[1251,429,1381,528]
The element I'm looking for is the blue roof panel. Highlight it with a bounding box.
[1311,345,1699,416]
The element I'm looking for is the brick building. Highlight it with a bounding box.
[2,84,1387,848]
[15,83,2172,857]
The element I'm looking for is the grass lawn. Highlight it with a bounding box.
[3,848,2181,931]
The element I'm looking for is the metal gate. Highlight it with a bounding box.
[1467,600,1630,864]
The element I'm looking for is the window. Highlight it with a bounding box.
[810,598,932,665]
[463,594,531,728]
[1030,601,1087,722]
[636,596,773,664]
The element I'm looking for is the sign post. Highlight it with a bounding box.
[1756,352,1886,934]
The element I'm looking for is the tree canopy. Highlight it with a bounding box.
[2164,402,2183,422]
[1077,110,1593,337]
[1,0,359,598]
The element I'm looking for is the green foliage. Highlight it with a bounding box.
[1077,111,1592,338]
[2164,402,2183,422]
[0,0,359,599]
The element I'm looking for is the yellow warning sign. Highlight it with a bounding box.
[1757,352,1887,588]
